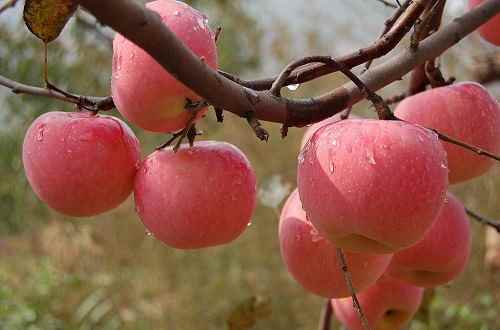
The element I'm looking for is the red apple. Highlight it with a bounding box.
[395,82,500,183]
[332,276,424,330]
[298,119,448,254]
[112,0,218,132]
[301,113,359,149]
[469,0,500,46]
[23,111,141,217]
[279,189,392,298]
[134,141,256,249]
[387,192,471,287]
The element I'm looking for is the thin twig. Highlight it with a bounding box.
[434,130,500,162]
[365,0,413,70]
[75,10,114,47]
[244,112,269,142]
[466,208,500,234]
[318,299,333,330]
[214,26,222,44]
[0,0,18,14]
[336,248,371,330]
[374,0,398,9]
[214,107,224,122]
[0,74,114,111]
[220,0,431,91]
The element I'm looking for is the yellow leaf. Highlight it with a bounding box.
[23,0,78,43]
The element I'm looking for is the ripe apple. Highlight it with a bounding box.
[279,189,392,298]
[298,119,448,254]
[112,0,218,133]
[134,141,256,249]
[22,111,141,217]
[469,0,500,46]
[395,82,500,183]
[386,192,471,287]
[332,275,423,330]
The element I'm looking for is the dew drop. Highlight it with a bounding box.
[287,84,300,91]
[145,230,153,238]
[329,162,335,174]
[247,222,252,227]
[366,150,376,165]
[173,10,181,17]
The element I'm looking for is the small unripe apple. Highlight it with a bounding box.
[298,119,448,254]
[112,0,218,132]
[279,189,392,298]
[134,141,256,249]
[332,276,424,330]
[395,82,500,183]
[23,111,141,217]
[387,192,471,287]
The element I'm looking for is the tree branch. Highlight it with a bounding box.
[466,208,500,234]
[336,248,371,330]
[74,0,500,128]
[318,299,333,330]
[0,74,114,111]
[0,0,18,14]
[226,0,430,91]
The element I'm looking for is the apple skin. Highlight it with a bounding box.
[279,189,393,298]
[300,113,359,149]
[332,276,424,330]
[469,0,500,46]
[134,141,256,249]
[298,119,448,254]
[386,192,471,287]
[112,0,218,133]
[22,111,141,217]
[395,82,500,183]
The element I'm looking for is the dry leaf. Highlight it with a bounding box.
[227,296,272,330]
[23,0,78,43]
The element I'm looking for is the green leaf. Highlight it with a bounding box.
[23,0,78,43]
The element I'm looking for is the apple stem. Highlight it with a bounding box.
[317,299,333,330]
[336,248,372,330]
[466,208,500,234]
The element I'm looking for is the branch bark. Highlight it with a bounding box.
[36,0,500,127]
[0,74,113,111]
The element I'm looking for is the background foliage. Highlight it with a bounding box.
[0,0,499,329]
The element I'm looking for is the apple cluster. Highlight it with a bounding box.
[22,0,257,249]
[280,82,500,329]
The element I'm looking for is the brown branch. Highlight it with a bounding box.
[433,129,500,163]
[0,74,114,111]
[374,0,398,8]
[11,0,500,129]
[466,208,500,234]
[225,0,431,91]
[0,0,18,14]
[408,0,446,95]
[336,248,371,330]
[318,299,333,330]
[365,0,413,70]
[75,10,114,47]
[244,112,269,142]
